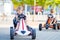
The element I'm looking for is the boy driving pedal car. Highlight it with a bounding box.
[13,6,26,29]
[45,14,57,29]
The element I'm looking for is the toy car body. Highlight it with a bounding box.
[10,19,36,39]
[39,17,58,31]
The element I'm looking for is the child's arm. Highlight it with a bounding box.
[53,19,57,24]
[15,14,19,21]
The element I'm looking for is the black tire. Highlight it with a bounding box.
[39,24,42,31]
[45,24,49,29]
[10,27,14,39]
[57,25,60,30]
[57,23,60,30]
[53,24,56,30]
[57,26,59,30]
[32,29,36,39]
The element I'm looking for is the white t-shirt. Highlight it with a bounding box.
[51,13,56,18]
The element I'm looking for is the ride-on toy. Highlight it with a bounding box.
[39,16,57,31]
[10,19,36,39]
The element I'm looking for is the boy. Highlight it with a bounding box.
[45,14,57,29]
[13,6,26,28]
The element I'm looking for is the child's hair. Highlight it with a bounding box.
[50,9,54,13]
[16,6,24,12]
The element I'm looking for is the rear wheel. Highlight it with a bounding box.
[53,24,56,30]
[57,26,60,30]
[57,23,60,30]
[10,27,14,39]
[32,29,36,39]
[39,24,42,31]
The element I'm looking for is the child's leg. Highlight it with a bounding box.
[27,25,32,31]
[13,18,17,28]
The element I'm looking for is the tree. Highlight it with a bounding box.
[12,0,34,9]
[44,0,60,8]
[12,0,24,9]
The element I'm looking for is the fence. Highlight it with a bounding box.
[0,14,60,28]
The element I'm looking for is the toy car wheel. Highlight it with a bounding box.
[10,27,14,39]
[53,24,56,30]
[57,23,60,30]
[45,24,49,29]
[57,26,59,30]
[32,29,36,39]
[39,24,42,31]
[46,27,48,29]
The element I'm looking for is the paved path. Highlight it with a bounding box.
[0,28,60,40]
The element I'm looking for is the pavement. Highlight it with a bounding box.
[0,28,60,40]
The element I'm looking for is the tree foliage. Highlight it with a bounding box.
[12,0,60,8]
[12,0,34,8]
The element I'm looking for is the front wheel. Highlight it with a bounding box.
[45,24,49,29]
[39,24,42,31]
[32,29,36,39]
[10,27,14,39]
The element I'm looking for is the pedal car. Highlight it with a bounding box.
[10,19,36,39]
[39,14,57,31]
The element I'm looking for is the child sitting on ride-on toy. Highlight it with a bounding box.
[45,14,57,29]
[13,6,26,29]
[39,14,57,31]
[11,6,36,39]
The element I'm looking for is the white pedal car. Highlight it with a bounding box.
[10,19,36,39]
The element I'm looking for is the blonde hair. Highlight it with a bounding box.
[16,6,24,12]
